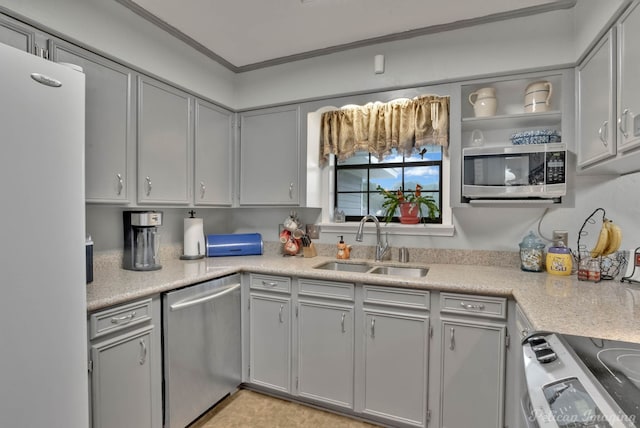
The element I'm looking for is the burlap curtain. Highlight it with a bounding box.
[320,95,449,165]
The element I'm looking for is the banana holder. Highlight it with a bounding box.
[576,208,625,281]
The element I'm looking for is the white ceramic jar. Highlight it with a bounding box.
[468,87,497,117]
[524,81,552,113]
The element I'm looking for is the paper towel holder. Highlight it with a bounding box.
[180,210,206,260]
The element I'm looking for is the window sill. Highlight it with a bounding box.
[319,222,455,237]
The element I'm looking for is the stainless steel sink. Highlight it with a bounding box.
[313,261,372,273]
[368,265,429,277]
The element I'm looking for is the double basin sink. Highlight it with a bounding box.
[314,260,429,278]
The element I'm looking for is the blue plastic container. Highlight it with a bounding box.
[205,233,263,257]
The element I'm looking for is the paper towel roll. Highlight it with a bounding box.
[183,218,205,258]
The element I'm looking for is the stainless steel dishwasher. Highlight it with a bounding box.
[163,273,241,428]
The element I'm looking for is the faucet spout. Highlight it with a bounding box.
[355,215,390,261]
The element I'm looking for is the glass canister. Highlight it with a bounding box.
[519,231,545,272]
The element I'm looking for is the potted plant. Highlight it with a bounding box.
[377,184,440,224]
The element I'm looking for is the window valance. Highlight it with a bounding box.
[320,95,449,165]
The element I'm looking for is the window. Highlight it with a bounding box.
[335,146,443,223]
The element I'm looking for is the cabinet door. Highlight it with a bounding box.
[51,42,133,203]
[439,320,506,428]
[239,106,299,205]
[0,15,34,52]
[91,327,155,428]
[617,0,640,152]
[194,99,233,205]
[577,30,617,168]
[297,301,354,409]
[138,76,190,204]
[249,293,291,392]
[362,310,429,427]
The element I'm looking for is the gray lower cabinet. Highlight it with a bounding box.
[50,41,134,203]
[248,274,292,393]
[137,76,191,204]
[296,279,355,409]
[359,286,430,428]
[194,99,234,206]
[87,297,162,428]
[437,293,507,428]
[239,105,300,205]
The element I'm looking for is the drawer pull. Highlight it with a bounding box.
[460,302,485,311]
[371,317,375,338]
[262,280,278,287]
[110,311,136,324]
[279,304,284,323]
[341,312,346,333]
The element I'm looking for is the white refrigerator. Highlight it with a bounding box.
[0,43,89,427]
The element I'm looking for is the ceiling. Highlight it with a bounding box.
[115,0,575,73]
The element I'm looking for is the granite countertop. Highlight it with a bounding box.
[87,251,640,344]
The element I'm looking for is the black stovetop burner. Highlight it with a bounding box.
[563,334,640,426]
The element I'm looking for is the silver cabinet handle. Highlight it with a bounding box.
[370,317,375,338]
[110,311,136,324]
[145,176,152,196]
[598,121,608,146]
[289,182,294,199]
[116,173,123,196]
[618,109,630,138]
[200,181,206,199]
[262,280,278,287]
[460,301,485,310]
[279,304,284,323]
[341,313,346,333]
[450,327,455,350]
[138,338,147,365]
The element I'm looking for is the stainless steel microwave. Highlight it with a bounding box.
[462,143,566,201]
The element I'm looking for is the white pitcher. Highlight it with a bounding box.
[524,81,552,113]
[468,87,497,117]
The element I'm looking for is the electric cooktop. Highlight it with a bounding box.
[563,334,640,426]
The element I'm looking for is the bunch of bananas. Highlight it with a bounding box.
[590,219,623,258]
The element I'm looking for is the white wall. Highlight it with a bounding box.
[0,0,236,107]
[235,9,575,109]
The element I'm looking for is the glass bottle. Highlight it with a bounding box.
[519,231,545,272]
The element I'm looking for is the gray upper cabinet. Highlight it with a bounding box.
[194,100,233,206]
[617,0,640,153]
[577,30,617,169]
[239,105,300,206]
[577,0,640,174]
[137,76,191,204]
[51,41,134,203]
[0,14,34,53]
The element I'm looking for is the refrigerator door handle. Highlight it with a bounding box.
[169,283,240,311]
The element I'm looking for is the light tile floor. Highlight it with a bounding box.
[192,389,381,428]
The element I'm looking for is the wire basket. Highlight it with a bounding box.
[574,208,627,281]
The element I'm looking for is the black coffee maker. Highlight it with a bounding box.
[123,210,163,271]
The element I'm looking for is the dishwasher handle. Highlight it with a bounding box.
[169,283,240,311]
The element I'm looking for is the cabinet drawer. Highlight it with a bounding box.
[250,274,291,293]
[363,285,430,310]
[298,279,354,301]
[440,293,506,320]
[89,298,152,339]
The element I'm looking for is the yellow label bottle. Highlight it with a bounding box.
[546,245,573,276]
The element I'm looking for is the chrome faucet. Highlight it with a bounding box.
[355,215,390,261]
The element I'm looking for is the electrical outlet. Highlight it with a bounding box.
[552,230,569,246]
[306,224,320,239]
